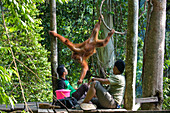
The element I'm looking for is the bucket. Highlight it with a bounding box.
[55,89,71,99]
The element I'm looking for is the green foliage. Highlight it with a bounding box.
[58,0,69,4]
[0,0,52,103]
[135,2,147,97]
[0,66,14,106]
[111,0,128,60]
[163,77,170,110]
[163,2,170,109]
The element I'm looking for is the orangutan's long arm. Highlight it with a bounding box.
[49,31,84,53]
[96,29,115,47]
[77,59,89,85]
[88,18,102,41]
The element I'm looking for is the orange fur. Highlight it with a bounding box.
[49,17,115,84]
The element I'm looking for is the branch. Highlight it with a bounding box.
[100,0,126,35]
[15,58,40,79]
[52,95,69,112]
[138,1,147,19]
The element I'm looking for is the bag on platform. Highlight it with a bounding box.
[52,97,78,109]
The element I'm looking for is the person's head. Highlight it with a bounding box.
[57,64,68,78]
[113,59,125,75]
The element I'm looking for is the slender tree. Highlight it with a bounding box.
[124,0,138,110]
[142,0,166,110]
[97,0,115,77]
[98,0,115,72]
[50,0,58,97]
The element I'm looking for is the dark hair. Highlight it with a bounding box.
[114,59,125,74]
[57,65,65,77]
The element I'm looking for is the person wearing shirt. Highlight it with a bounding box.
[82,59,125,108]
[57,65,88,101]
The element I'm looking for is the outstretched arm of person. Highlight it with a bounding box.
[88,78,110,85]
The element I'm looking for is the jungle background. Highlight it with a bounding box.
[0,0,169,110]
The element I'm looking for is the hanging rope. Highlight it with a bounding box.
[100,0,126,35]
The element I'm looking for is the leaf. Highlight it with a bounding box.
[22,6,25,13]
[20,20,27,27]
[63,0,69,3]
[12,69,19,77]
[27,14,34,23]
[8,97,14,108]
[13,0,19,10]
[59,0,63,4]
[0,87,9,105]
[9,27,15,32]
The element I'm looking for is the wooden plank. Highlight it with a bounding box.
[14,103,24,110]
[38,108,68,113]
[136,97,158,103]
[68,110,170,113]
[0,104,170,113]
[0,104,11,111]
[38,109,54,113]
[69,109,127,113]
[97,109,127,112]
[25,102,38,112]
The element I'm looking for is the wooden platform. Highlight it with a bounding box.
[0,102,169,113]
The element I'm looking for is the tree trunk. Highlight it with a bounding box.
[50,0,58,98]
[98,0,115,70]
[124,0,138,110]
[141,0,166,110]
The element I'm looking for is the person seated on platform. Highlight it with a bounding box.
[57,64,89,101]
[82,59,125,108]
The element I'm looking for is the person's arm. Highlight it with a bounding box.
[69,84,76,91]
[74,87,78,90]
[88,77,110,85]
